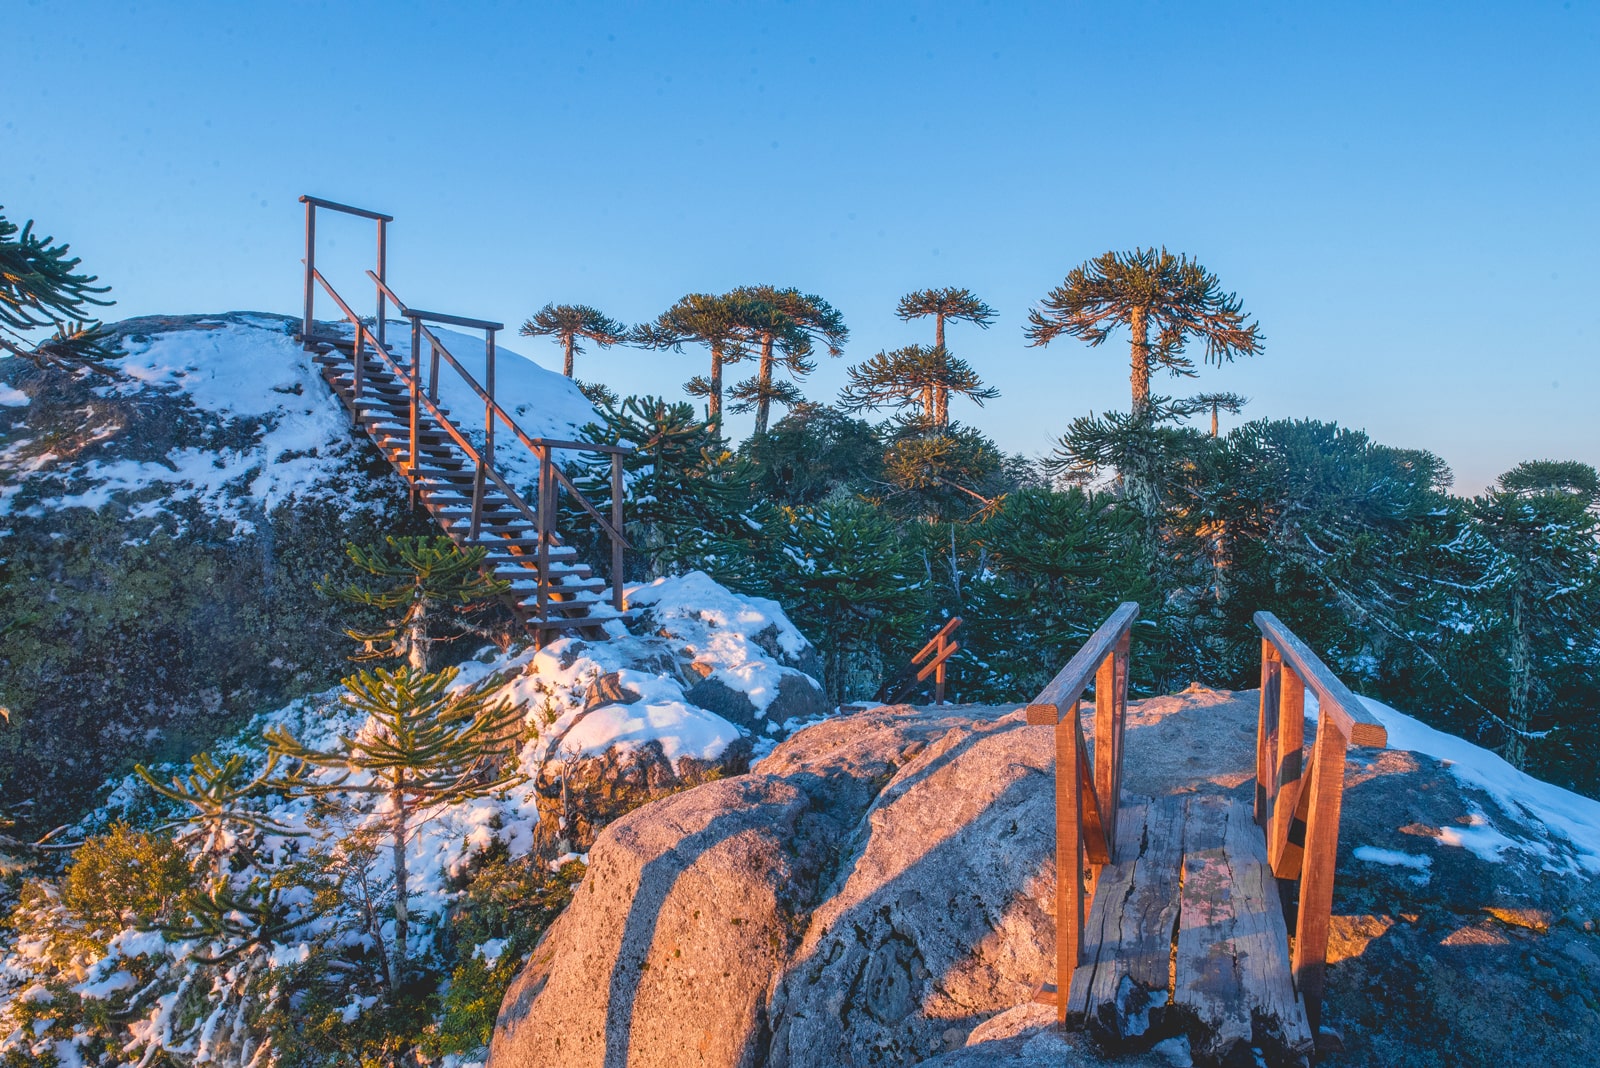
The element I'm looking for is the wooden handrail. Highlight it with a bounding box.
[404,307,504,332]
[1026,601,1138,1024]
[299,194,394,222]
[1254,612,1387,748]
[1253,613,1386,1037]
[875,617,962,705]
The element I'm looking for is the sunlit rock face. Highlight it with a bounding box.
[490,688,1600,1068]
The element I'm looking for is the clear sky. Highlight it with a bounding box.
[7,1,1596,494]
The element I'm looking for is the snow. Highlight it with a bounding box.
[1311,691,1600,873]
[1352,845,1432,871]
[561,696,743,762]
[0,313,600,532]
[0,384,27,407]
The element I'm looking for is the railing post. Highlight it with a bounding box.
[1055,704,1084,1026]
[1269,664,1307,877]
[611,452,625,613]
[375,218,388,352]
[537,447,553,625]
[933,634,947,704]
[1255,639,1282,824]
[484,328,496,469]
[352,325,365,400]
[1292,719,1350,1037]
[1094,648,1119,856]
[302,201,316,346]
[428,338,440,404]
[408,316,422,508]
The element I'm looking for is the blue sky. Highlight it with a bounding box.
[7,1,1596,493]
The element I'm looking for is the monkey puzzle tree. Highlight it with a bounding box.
[1025,248,1263,414]
[317,537,509,673]
[838,345,998,428]
[1188,391,1250,437]
[1470,461,1600,771]
[633,293,752,425]
[0,206,114,369]
[135,752,302,879]
[896,288,996,425]
[518,303,629,379]
[726,285,849,436]
[265,666,524,990]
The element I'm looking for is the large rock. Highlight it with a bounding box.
[490,689,1600,1068]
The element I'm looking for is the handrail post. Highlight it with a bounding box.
[352,325,365,400]
[1292,717,1350,1037]
[1255,640,1282,824]
[1093,645,1121,855]
[933,633,947,704]
[1269,662,1307,877]
[428,338,440,404]
[484,328,497,469]
[1056,703,1084,1026]
[537,447,553,625]
[610,452,625,613]
[375,217,388,352]
[302,201,316,345]
[408,316,422,509]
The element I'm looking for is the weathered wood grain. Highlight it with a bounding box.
[1174,796,1312,1066]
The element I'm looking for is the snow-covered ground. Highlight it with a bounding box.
[0,571,823,1067]
[0,313,597,534]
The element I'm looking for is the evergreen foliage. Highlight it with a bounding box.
[134,751,302,877]
[518,303,628,379]
[1188,391,1250,437]
[1026,248,1263,413]
[895,288,997,425]
[741,404,883,506]
[725,285,848,435]
[633,293,754,425]
[838,344,998,428]
[265,667,524,988]
[0,207,114,370]
[316,537,508,672]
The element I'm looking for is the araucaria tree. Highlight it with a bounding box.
[896,288,996,425]
[633,293,751,425]
[0,206,114,369]
[518,303,629,379]
[1025,248,1263,414]
[1188,391,1250,437]
[318,537,508,672]
[839,345,998,428]
[1470,461,1600,771]
[265,667,524,990]
[727,285,849,436]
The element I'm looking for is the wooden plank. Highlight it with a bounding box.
[1254,612,1387,748]
[1255,639,1281,824]
[1175,797,1312,1067]
[1031,602,1140,717]
[1070,796,1185,1048]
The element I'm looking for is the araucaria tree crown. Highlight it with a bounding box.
[0,206,114,369]
[519,303,629,378]
[1025,248,1262,414]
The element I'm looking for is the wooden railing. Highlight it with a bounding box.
[876,617,963,705]
[1025,601,1138,1024]
[298,196,632,613]
[1253,611,1387,1035]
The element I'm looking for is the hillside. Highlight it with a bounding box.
[0,313,595,827]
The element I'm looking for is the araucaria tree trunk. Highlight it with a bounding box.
[1129,305,1151,414]
[390,788,409,989]
[708,341,724,422]
[562,334,575,378]
[754,334,775,436]
[1504,584,1534,770]
[406,601,428,673]
[933,315,948,427]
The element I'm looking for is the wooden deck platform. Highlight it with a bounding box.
[1058,794,1314,1066]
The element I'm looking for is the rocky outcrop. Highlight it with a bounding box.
[489,688,1600,1068]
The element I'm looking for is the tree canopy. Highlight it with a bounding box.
[519,304,628,379]
[0,206,114,370]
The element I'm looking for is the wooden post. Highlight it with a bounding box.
[1269,665,1307,878]
[1111,633,1130,844]
[934,634,947,704]
[352,325,365,400]
[537,447,552,625]
[1094,648,1118,856]
[611,452,625,612]
[302,201,316,345]
[1055,705,1084,1026]
[375,218,388,351]
[408,317,422,510]
[427,338,440,404]
[1292,719,1350,1036]
[484,328,497,469]
[1255,640,1282,824]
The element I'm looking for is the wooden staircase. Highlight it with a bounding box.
[296,195,631,643]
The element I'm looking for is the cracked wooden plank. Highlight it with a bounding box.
[1174,795,1312,1067]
